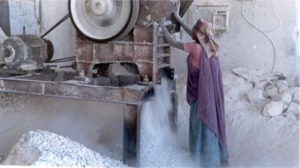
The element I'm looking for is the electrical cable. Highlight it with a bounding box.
[40,14,70,38]
[47,56,76,63]
[241,0,277,73]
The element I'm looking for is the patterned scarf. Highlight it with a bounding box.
[192,19,219,58]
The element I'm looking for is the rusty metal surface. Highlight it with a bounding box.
[133,25,153,43]
[75,24,171,84]
[136,0,176,27]
[136,0,193,28]
[123,104,141,166]
[0,73,153,105]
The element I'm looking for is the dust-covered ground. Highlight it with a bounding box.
[0,68,299,167]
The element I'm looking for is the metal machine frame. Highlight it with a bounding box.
[0,23,177,166]
[0,0,194,166]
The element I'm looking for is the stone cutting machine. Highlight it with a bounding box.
[69,0,191,85]
[0,0,193,166]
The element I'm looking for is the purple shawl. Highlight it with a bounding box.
[186,50,227,148]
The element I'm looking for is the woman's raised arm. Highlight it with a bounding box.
[172,0,192,36]
[159,19,185,51]
[173,12,193,36]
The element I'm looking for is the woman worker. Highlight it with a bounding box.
[159,4,229,167]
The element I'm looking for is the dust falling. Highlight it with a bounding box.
[139,78,194,167]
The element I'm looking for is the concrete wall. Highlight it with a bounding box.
[297,0,300,83]
[2,0,76,62]
[8,0,38,35]
[179,0,299,85]
[39,0,76,61]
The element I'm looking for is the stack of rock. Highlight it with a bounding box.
[232,67,299,119]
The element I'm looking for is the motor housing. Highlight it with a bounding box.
[0,35,53,70]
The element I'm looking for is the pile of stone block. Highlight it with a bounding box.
[233,67,299,119]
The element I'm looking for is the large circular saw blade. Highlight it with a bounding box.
[69,0,139,42]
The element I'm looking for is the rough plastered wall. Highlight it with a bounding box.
[39,0,76,62]
[179,0,299,85]
[297,0,300,81]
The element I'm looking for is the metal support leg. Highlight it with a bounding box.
[168,80,178,132]
[169,91,178,132]
[123,104,141,166]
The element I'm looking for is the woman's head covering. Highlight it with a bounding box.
[192,19,219,58]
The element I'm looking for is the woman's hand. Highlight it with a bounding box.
[175,0,181,15]
[158,16,185,51]
[172,0,182,25]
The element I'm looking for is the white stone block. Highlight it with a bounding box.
[275,80,289,93]
[265,85,278,98]
[285,87,299,104]
[273,92,293,107]
[247,89,264,104]
[286,102,299,117]
[263,101,284,117]
[293,89,299,104]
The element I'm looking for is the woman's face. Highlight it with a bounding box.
[192,30,198,41]
[193,20,214,36]
[205,24,214,36]
[192,20,214,41]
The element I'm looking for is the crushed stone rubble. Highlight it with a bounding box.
[1,130,128,167]
[231,67,299,119]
